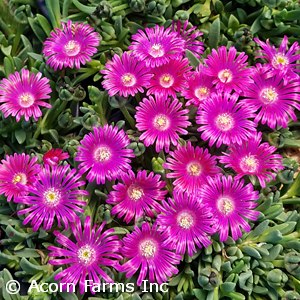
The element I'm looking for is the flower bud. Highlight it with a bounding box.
[146,0,166,16]
[152,157,165,174]
[129,0,145,12]
[58,109,73,129]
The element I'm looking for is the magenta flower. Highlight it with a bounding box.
[204,46,252,93]
[219,132,283,188]
[16,165,88,231]
[157,192,215,257]
[120,222,181,286]
[254,36,300,79]
[135,95,191,152]
[196,92,257,148]
[101,52,153,97]
[171,20,204,59]
[182,67,215,107]
[164,142,220,194]
[242,65,300,129]
[147,58,192,98]
[0,153,40,202]
[0,69,51,122]
[199,175,260,242]
[48,216,122,294]
[129,24,184,68]
[75,125,134,184]
[43,20,100,70]
[43,148,69,166]
[107,170,167,223]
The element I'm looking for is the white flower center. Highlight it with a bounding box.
[187,162,202,176]
[260,87,278,104]
[177,211,194,229]
[139,239,157,258]
[64,40,81,57]
[149,43,165,58]
[18,93,35,108]
[240,155,259,173]
[159,74,174,88]
[12,173,27,185]
[93,146,112,163]
[43,187,61,207]
[153,114,170,131]
[217,197,234,215]
[121,73,137,87]
[215,113,235,131]
[272,53,289,68]
[77,245,96,265]
[194,86,210,101]
[218,69,233,83]
[127,184,144,201]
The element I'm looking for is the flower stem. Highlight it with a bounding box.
[120,106,135,129]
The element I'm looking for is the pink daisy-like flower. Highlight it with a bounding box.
[75,125,134,184]
[0,69,51,122]
[157,191,215,257]
[43,148,69,166]
[219,132,283,188]
[147,58,192,98]
[171,20,204,59]
[182,67,215,107]
[241,64,300,129]
[120,222,181,286]
[196,92,257,148]
[164,142,220,194]
[48,216,122,294]
[129,24,185,68]
[16,165,88,231]
[204,46,253,93]
[101,52,153,97]
[199,175,260,242]
[107,170,167,224]
[0,153,40,202]
[43,20,100,70]
[135,95,191,153]
[254,36,300,79]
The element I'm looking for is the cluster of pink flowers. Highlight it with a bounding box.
[0,19,299,293]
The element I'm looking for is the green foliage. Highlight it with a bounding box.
[0,0,300,299]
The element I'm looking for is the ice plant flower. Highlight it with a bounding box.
[164,142,220,194]
[43,20,100,70]
[135,95,191,152]
[199,175,260,242]
[171,20,204,59]
[242,65,300,129]
[101,52,153,97]
[107,170,167,223]
[157,192,215,257]
[48,216,122,294]
[182,67,215,107]
[0,69,51,122]
[204,46,252,93]
[254,36,300,79]
[196,92,257,148]
[220,132,283,187]
[0,153,40,202]
[16,165,88,231]
[43,148,69,166]
[120,222,181,285]
[75,125,134,184]
[147,58,192,98]
[129,24,185,68]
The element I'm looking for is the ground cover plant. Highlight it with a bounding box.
[0,0,300,299]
